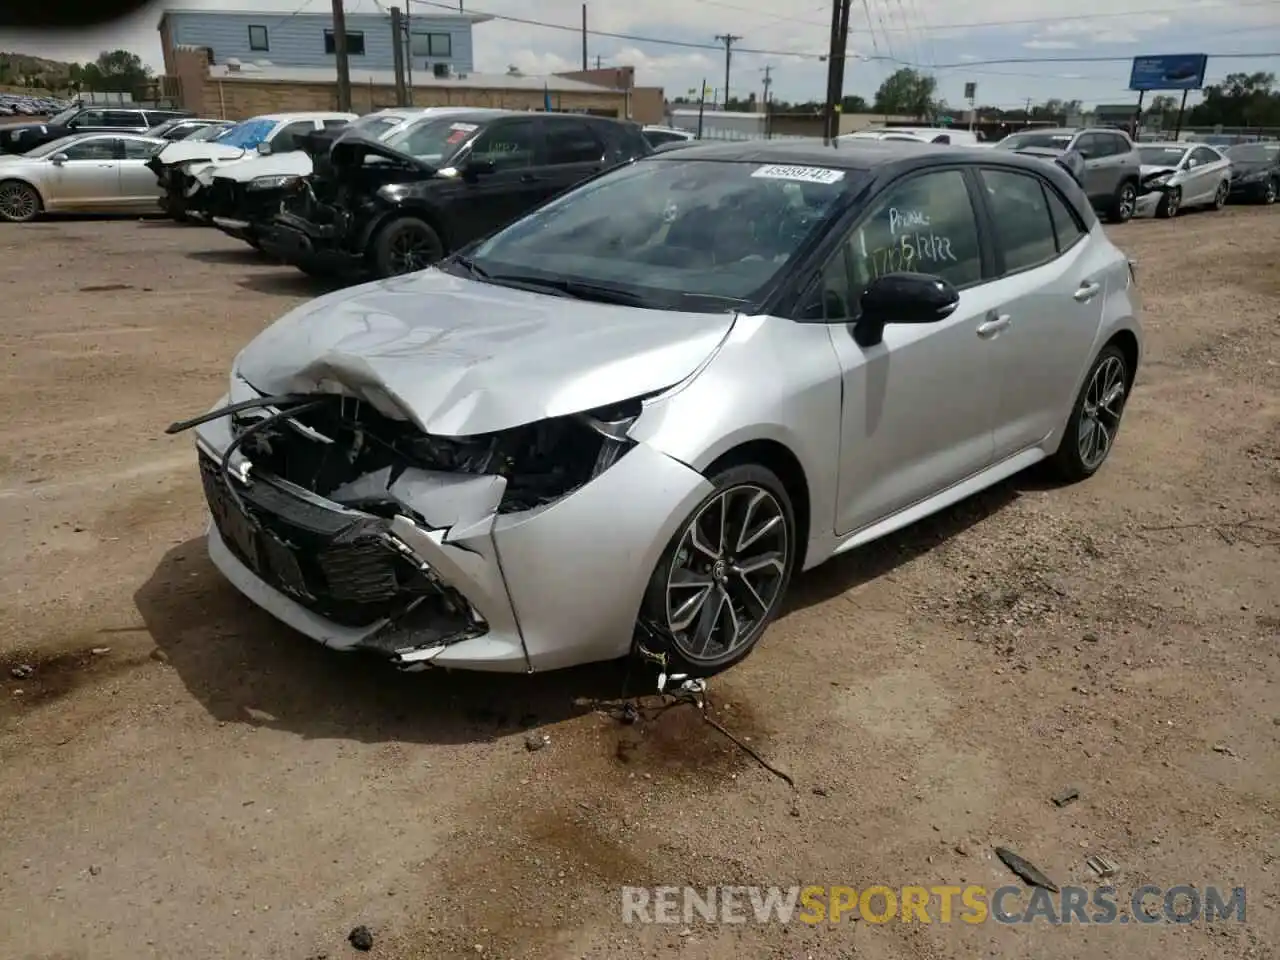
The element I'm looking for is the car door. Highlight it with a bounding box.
[444,116,542,243]
[44,136,123,209]
[1075,133,1116,204]
[1187,146,1223,203]
[537,116,609,196]
[976,166,1105,458]
[117,136,165,207]
[814,167,1000,535]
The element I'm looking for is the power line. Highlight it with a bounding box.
[408,0,1280,66]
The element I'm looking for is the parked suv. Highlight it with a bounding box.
[0,104,192,154]
[994,127,1141,222]
[262,110,654,279]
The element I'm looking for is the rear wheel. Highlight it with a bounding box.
[639,464,796,677]
[1049,344,1130,483]
[0,179,41,222]
[371,217,444,278]
[1109,181,1138,222]
[1155,186,1180,218]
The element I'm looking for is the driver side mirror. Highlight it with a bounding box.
[463,156,496,180]
[256,141,272,155]
[50,153,68,165]
[852,272,960,347]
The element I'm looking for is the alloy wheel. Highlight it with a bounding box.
[1214,181,1228,209]
[1266,179,1277,204]
[388,226,436,274]
[1118,184,1136,221]
[1164,187,1180,217]
[1077,355,1127,472]
[665,484,790,665]
[0,182,37,222]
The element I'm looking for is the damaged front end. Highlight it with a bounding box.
[168,386,644,671]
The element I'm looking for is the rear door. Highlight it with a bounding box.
[118,136,165,206]
[1075,134,1117,203]
[535,116,609,195]
[976,166,1104,458]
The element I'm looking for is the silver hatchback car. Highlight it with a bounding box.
[170,140,1141,678]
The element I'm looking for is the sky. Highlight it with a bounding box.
[0,0,1277,109]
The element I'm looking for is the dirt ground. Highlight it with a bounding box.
[0,207,1277,960]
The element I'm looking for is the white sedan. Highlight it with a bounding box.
[1136,142,1232,218]
[0,132,167,222]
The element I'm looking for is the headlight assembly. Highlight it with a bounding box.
[247,175,300,191]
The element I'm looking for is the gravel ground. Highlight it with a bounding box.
[0,208,1277,960]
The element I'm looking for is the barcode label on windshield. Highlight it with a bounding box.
[751,164,844,184]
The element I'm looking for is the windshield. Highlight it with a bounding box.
[48,105,81,126]
[383,116,479,163]
[464,158,857,310]
[997,132,1074,151]
[23,134,87,158]
[216,117,276,150]
[1138,146,1189,166]
[1226,144,1278,162]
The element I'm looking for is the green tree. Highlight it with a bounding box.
[1187,72,1279,127]
[873,68,938,119]
[78,49,150,93]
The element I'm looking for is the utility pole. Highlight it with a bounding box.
[595,55,603,70]
[822,0,851,139]
[331,0,351,111]
[403,2,414,104]
[390,6,407,106]
[715,34,741,110]
[760,65,773,137]
[581,4,588,72]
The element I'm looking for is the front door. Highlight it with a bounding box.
[975,166,1107,458]
[444,117,545,244]
[819,168,1000,536]
[45,136,122,210]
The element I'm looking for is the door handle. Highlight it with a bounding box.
[1073,281,1102,302]
[976,313,1011,337]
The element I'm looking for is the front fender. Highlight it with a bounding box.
[357,199,452,253]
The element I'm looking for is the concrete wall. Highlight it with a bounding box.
[160,11,476,73]
[193,74,628,120]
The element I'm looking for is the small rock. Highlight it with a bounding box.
[149,649,170,664]
[1052,787,1081,807]
[1083,633,1099,643]
[90,647,111,656]
[347,925,374,951]
[10,664,33,680]
[88,865,101,876]
[524,734,549,752]
[954,843,970,857]
[811,786,829,797]
[1211,743,1238,758]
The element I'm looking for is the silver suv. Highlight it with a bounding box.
[993,127,1142,223]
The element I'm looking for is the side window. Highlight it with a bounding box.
[1109,134,1133,156]
[1074,133,1102,158]
[63,138,119,160]
[800,244,856,321]
[323,118,351,131]
[269,120,317,152]
[543,120,605,165]
[469,119,536,171]
[980,169,1058,273]
[104,111,144,128]
[846,169,983,290]
[69,110,106,128]
[121,138,162,160]
[1191,146,1219,166]
[1043,185,1086,252]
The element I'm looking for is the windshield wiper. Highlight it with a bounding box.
[486,274,650,306]
[449,254,491,280]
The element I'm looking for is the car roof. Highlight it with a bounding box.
[1140,141,1191,149]
[253,111,359,122]
[646,137,1059,172]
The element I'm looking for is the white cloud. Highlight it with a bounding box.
[1022,39,1080,49]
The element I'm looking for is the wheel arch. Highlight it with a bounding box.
[1105,328,1140,390]
[704,438,812,572]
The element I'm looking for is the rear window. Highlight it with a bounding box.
[997,132,1074,151]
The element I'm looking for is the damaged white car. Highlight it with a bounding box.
[169,140,1141,677]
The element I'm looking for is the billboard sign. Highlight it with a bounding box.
[1128,54,1208,91]
[963,81,976,101]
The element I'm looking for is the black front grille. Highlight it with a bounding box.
[199,454,432,627]
[204,178,238,217]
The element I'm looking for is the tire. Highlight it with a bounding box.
[639,463,797,677]
[1049,344,1131,483]
[1264,177,1278,205]
[1155,186,1180,219]
[0,179,42,223]
[370,216,445,278]
[1109,180,1137,223]
[1212,180,1228,210]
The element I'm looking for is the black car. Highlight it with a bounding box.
[145,117,233,142]
[0,104,192,154]
[260,110,653,278]
[1225,143,1279,204]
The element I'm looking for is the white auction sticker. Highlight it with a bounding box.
[449,122,479,132]
[750,164,845,184]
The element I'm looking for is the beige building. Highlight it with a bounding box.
[167,47,658,122]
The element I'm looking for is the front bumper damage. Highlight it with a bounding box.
[185,388,712,673]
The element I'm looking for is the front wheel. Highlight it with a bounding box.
[1049,345,1130,483]
[1109,181,1137,223]
[0,179,41,222]
[1263,177,1278,205]
[370,217,444,278]
[1156,186,1180,219]
[1213,180,1228,210]
[639,464,796,677]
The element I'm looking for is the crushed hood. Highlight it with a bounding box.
[330,134,435,173]
[233,268,737,436]
[211,152,313,182]
[157,140,247,166]
[1139,164,1178,178]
